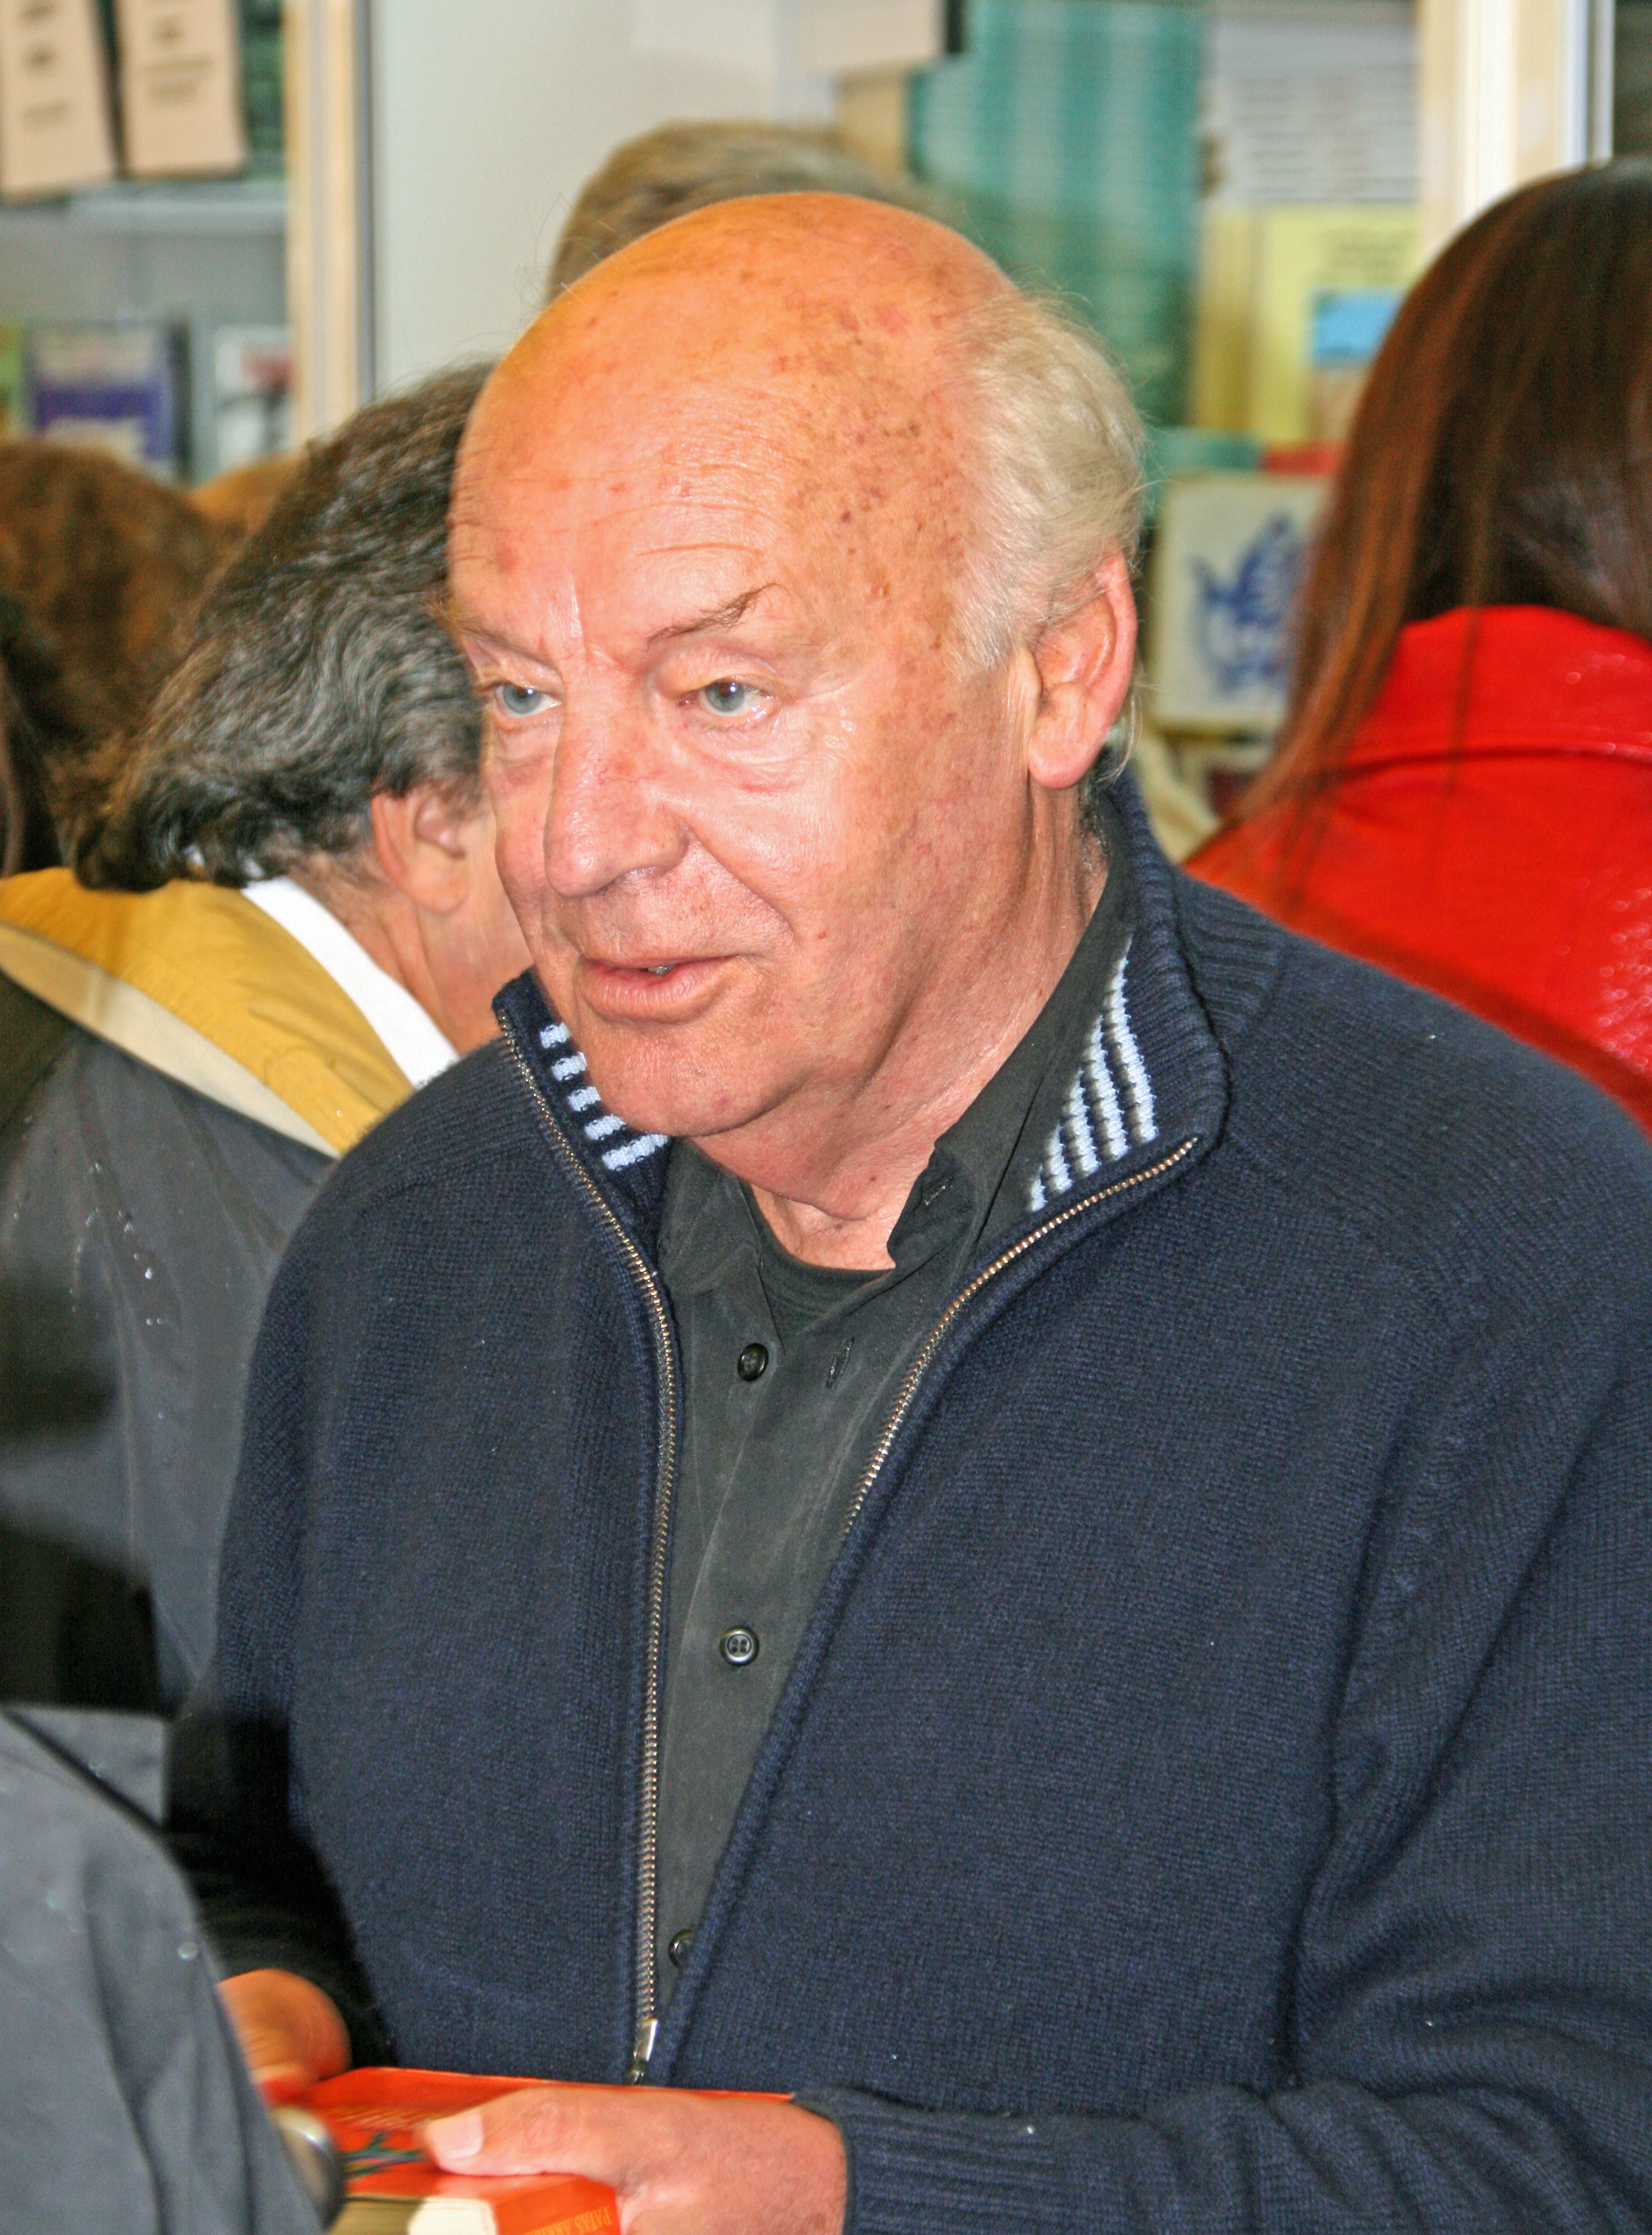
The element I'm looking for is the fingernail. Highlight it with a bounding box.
[254,2067,309,2107]
[425,2110,484,2162]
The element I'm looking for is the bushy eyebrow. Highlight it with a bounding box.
[429,583,782,662]
[431,600,553,677]
[430,590,491,647]
[646,583,777,650]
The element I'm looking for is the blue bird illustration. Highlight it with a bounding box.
[1190,513,1305,698]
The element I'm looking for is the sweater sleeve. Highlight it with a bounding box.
[804,1330,1652,2233]
[167,1221,391,2064]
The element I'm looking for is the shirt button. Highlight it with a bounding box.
[667,1928,695,1968]
[736,1342,769,1382]
[719,1625,759,1667]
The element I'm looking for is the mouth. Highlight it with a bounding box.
[589,955,692,978]
[576,951,728,1018]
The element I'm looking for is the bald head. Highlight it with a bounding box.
[512,189,1004,426]
[463,196,1007,655]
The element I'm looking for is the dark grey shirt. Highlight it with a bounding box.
[654,846,1130,1996]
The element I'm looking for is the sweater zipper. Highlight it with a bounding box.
[838,1136,1200,1543]
[505,1008,1195,2080]
[500,1017,678,2085]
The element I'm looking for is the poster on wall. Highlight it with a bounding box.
[115,0,245,178]
[0,0,117,201]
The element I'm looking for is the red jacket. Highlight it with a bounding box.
[1189,605,1652,1134]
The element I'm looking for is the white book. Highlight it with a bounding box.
[115,0,245,178]
[0,0,116,200]
[212,323,292,469]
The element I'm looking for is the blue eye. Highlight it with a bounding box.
[698,679,762,717]
[494,682,551,718]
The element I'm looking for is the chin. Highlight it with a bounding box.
[580,1027,778,1147]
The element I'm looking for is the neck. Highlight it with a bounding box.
[289,856,436,1016]
[730,833,1106,1271]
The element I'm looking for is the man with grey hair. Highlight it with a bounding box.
[0,366,526,1717]
[186,197,1652,2231]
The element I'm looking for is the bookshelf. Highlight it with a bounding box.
[0,178,285,233]
[0,179,288,483]
[0,2,291,484]
[901,0,1623,843]
[0,1,1633,498]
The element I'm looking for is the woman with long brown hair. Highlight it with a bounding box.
[1189,160,1652,1132]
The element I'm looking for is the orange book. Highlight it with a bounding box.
[298,2068,618,2235]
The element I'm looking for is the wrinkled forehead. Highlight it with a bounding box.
[450,346,970,642]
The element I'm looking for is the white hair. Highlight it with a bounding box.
[953,289,1145,673]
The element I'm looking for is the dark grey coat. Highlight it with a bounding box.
[0,1711,318,2235]
[0,976,328,1710]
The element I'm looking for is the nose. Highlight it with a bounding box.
[542,694,684,901]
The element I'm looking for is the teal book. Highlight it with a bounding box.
[908,0,1204,424]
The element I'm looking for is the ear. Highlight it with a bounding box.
[368,781,488,916]
[1021,548,1138,795]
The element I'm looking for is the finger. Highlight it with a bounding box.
[249,2063,315,2106]
[425,2084,648,2187]
[218,1970,349,2089]
[226,2012,313,2084]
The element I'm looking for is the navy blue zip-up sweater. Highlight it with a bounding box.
[176,779,1652,2231]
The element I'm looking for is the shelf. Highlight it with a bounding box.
[0,178,286,237]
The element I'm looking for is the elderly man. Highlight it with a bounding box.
[0,368,527,1714]
[183,198,1652,2232]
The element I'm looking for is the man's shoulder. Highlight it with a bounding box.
[257,1035,616,1370]
[1178,873,1652,1293]
[305,1035,549,1219]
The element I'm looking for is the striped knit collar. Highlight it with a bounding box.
[1025,936,1160,1214]
[492,990,674,1230]
[494,771,1227,1240]
[975,776,1185,1232]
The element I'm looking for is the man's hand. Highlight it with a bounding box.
[425,2084,847,2235]
[219,1968,350,2101]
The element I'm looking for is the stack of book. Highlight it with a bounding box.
[0,0,278,201]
